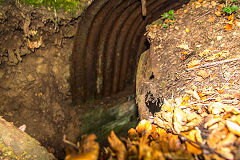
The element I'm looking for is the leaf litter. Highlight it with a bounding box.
[64,0,240,159]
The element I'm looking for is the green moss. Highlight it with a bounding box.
[0,140,20,159]
[19,0,88,16]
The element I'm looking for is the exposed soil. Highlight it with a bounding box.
[1,0,240,159]
[137,0,240,119]
[0,1,137,159]
[0,1,86,159]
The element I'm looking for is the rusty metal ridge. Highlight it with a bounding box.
[72,0,190,104]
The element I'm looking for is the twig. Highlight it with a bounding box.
[187,57,240,71]
[194,9,216,22]
[189,70,238,105]
[63,134,79,150]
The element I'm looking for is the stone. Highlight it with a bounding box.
[0,70,4,79]
[20,46,31,56]
[63,26,75,38]
[26,74,35,82]
[36,63,48,74]
[36,57,44,64]
[8,49,18,64]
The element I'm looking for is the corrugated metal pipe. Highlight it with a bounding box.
[71,0,189,104]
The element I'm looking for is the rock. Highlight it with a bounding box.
[8,49,18,65]
[36,63,48,74]
[26,74,35,82]
[52,103,65,123]
[0,70,4,79]
[36,57,44,64]
[20,46,32,56]
[63,26,75,38]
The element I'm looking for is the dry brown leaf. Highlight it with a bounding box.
[204,117,222,129]
[173,108,186,134]
[128,128,139,141]
[199,49,211,57]
[186,89,201,100]
[138,137,151,160]
[197,70,209,79]
[207,126,228,149]
[65,134,99,160]
[182,130,203,154]
[208,102,225,115]
[108,130,127,160]
[218,133,237,147]
[216,147,234,160]
[195,76,204,82]
[207,16,216,22]
[226,120,240,136]
[177,44,189,50]
[234,19,240,27]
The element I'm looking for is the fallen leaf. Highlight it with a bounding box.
[208,102,225,115]
[207,16,216,22]
[136,120,152,134]
[197,70,209,79]
[218,133,237,147]
[182,130,203,154]
[215,10,222,16]
[65,134,99,160]
[224,24,233,31]
[228,13,234,21]
[216,147,234,160]
[128,128,139,141]
[108,131,127,160]
[187,60,201,68]
[177,44,189,50]
[186,90,201,100]
[234,19,240,27]
[218,89,224,94]
[199,49,211,57]
[226,120,240,136]
[207,126,228,149]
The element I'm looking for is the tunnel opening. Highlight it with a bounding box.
[71,0,190,105]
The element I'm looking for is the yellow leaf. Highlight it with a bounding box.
[187,60,201,68]
[136,120,152,134]
[182,96,190,101]
[215,10,222,16]
[228,13,234,21]
[197,70,209,79]
[218,89,224,94]
[186,28,190,32]
[182,130,203,154]
[198,49,211,57]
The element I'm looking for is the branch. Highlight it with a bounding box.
[187,57,240,71]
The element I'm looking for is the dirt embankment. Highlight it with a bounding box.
[0,1,87,158]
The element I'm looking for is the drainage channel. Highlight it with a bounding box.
[71,0,190,104]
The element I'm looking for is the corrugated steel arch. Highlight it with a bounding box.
[71,0,189,104]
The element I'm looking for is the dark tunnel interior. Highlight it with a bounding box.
[71,0,190,104]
